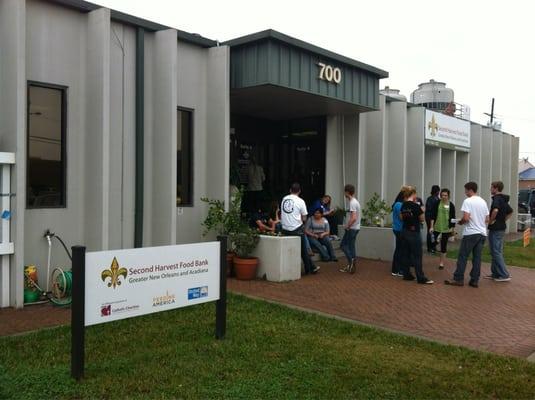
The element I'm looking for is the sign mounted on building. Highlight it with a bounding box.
[425,110,471,151]
[84,242,220,326]
[317,62,342,84]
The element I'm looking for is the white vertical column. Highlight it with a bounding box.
[424,147,441,195]
[469,124,482,183]
[406,107,425,193]
[441,149,455,193]
[385,101,407,202]
[325,115,343,207]
[480,128,494,204]
[150,29,178,246]
[491,130,503,183]
[359,96,386,203]
[501,134,512,232]
[343,114,359,193]
[455,151,469,213]
[510,137,520,233]
[206,46,230,208]
[84,8,111,251]
[0,0,26,308]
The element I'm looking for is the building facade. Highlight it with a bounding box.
[0,0,519,308]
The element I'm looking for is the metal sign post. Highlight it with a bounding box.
[71,246,86,381]
[215,236,227,339]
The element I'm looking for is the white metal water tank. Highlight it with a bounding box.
[410,79,454,106]
[380,86,407,101]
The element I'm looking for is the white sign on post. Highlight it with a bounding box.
[84,242,220,326]
[425,110,471,151]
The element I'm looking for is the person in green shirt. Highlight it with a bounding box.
[429,188,457,269]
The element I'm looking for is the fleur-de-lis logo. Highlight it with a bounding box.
[101,257,128,289]
[428,114,439,136]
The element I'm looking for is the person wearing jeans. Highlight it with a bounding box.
[281,183,319,275]
[399,186,434,284]
[488,230,509,279]
[487,181,513,281]
[452,233,486,283]
[391,189,405,277]
[339,184,361,274]
[305,208,338,262]
[445,181,489,288]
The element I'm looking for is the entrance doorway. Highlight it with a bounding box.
[230,115,326,210]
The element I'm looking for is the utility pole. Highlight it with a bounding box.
[484,98,495,127]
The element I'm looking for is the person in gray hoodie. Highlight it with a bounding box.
[486,181,514,282]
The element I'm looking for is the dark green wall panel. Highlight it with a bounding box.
[230,38,381,110]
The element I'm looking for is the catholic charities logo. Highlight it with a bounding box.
[153,291,176,307]
[428,114,438,137]
[101,257,128,289]
[101,304,112,317]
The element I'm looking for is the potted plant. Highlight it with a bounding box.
[201,190,243,276]
[231,224,260,280]
[362,193,391,227]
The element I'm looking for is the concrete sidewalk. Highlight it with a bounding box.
[229,255,535,359]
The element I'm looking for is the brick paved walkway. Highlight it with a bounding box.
[229,255,535,359]
[2,255,534,360]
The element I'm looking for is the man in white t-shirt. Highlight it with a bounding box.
[445,181,489,288]
[281,183,319,275]
[339,184,361,274]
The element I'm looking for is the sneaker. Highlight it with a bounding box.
[494,277,511,282]
[349,259,356,274]
[339,265,350,273]
[403,275,416,281]
[391,272,403,277]
[444,279,464,286]
[468,280,478,288]
[438,265,444,270]
[311,265,320,274]
[418,279,434,284]
[483,275,496,280]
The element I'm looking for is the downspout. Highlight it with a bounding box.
[134,27,144,247]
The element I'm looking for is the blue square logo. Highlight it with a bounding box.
[188,286,208,300]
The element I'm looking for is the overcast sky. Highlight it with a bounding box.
[97,0,535,160]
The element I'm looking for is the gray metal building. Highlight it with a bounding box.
[0,0,519,308]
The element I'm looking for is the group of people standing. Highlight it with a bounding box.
[251,178,514,286]
[392,180,513,287]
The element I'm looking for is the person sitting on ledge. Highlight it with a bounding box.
[304,208,338,262]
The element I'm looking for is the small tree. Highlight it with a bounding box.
[362,193,391,227]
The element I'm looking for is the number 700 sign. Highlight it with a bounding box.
[317,62,342,84]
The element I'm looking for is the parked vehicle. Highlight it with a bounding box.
[519,189,535,217]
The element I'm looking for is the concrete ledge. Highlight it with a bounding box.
[252,235,301,282]
[354,226,395,261]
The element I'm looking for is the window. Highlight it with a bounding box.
[27,83,67,208]
[177,108,193,206]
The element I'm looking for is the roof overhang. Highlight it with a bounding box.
[226,30,388,116]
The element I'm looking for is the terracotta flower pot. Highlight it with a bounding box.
[226,252,235,277]
[233,256,259,280]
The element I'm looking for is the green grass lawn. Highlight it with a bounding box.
[447,237,535,269]
[1,294,535,399]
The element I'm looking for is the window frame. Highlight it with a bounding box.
[176,106,194,207]
[26,81,68,209]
